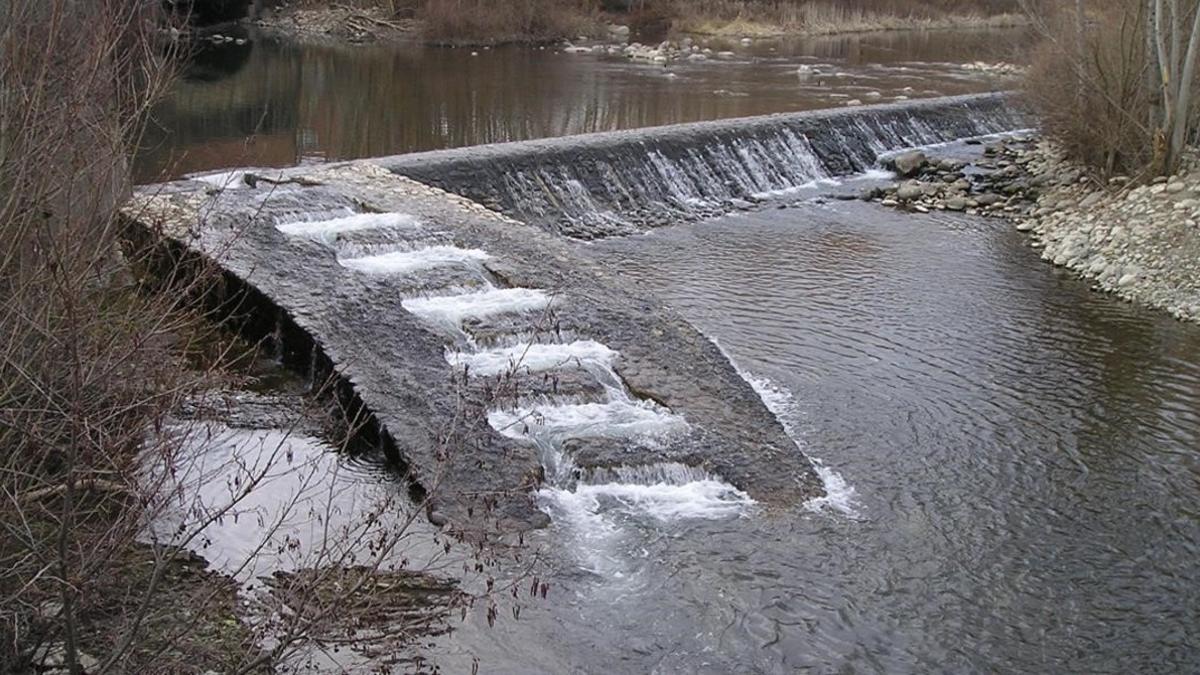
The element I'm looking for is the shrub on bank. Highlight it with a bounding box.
[1023,1,1200,178]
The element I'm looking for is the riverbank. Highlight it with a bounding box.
[675,8,1026,38]
[1016,144,1200,324]
[249,2,1024,46]
[866,138,1200,325]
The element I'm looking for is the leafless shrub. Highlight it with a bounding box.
[1021,2,1155,176]
[0,0,197,669]
[1,1,540,672]
[1022,0,1200,177]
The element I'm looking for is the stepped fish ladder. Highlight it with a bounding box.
[127,95,1025,532]
[381,93,1026,239]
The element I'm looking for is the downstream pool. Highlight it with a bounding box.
[423,198,1200,673]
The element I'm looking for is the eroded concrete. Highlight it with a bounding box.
[131,162,824,532]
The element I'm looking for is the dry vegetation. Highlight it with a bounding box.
[1022,0,1200,177]
[668,0,1025,37]
[266,0,1024,43]
[1,1,529,672]
[1023,2,1151,175]
[417,0,602,45]
[0,0,237,669]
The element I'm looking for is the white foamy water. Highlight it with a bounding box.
[402,287,550,326]
[576,463,754,518]
[739,368,858,516]
[541,477,752,522]
[447,340,616,376]
[276,212,421,241]
[339,245,490,275]
[488,399,687,442]
[578,462,717,485]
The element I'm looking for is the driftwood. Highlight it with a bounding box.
[20,478,135,505]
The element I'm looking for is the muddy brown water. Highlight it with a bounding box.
[138,26,1031,181]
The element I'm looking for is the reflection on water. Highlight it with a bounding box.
[138,27,1031,181]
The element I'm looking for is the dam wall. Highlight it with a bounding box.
[381,93,1026,238]
[131,95,1027,531]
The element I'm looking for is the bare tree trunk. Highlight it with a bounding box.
[1075,0,1087,114]
[1149,0,1164,134]
[1169,1,1200,167]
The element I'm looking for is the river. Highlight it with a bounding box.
[146,27,1200,673]
[138,26,1031,181]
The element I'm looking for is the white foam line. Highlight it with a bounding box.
[877,127,1037,160]
[751,177,842,199]
[743,371,858,516]
[541,478,752,522]
[340,246,490,275]
[488,399,687,442]
[447,340,616,376]
[709,337,859,516]
[276,212,421,239]
[402,287,550,326]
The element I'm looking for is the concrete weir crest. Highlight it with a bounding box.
[129,94,1024,531]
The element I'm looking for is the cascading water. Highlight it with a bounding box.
[270,209,757,543]
[382,93,1026,238]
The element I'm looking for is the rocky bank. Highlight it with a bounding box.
[867,138,1200,325]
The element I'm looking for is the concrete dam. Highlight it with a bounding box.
[130,93,1025,533]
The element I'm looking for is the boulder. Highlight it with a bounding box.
[887,151,928,178]
[895,181,924,202]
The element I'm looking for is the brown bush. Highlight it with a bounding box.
[1022,3,1157,176]
[0,0,234,670]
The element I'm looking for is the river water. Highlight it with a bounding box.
[138,26,1030,181]
[146,27,1200,673]
[417,195,1200,673]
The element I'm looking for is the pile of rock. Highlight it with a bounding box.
[1016,143,1200,323]
[566,35,733,63]
[863,142,1044,216]
[871,136,1200,324]
[207,33,247,45]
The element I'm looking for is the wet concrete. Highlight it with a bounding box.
[131,161,824,532]
[381,93,1025,237]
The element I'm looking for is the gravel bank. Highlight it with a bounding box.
[867,138,1200,325]
[1013,143,1200,324]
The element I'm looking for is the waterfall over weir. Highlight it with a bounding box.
[128,95,1026,533]
[381,93,1024,238]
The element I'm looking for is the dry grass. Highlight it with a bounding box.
[670,0,1025,37]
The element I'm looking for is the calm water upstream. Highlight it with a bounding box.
[423,197,1200,673]
[138,27,1031,181]
[146,26,1199,672]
